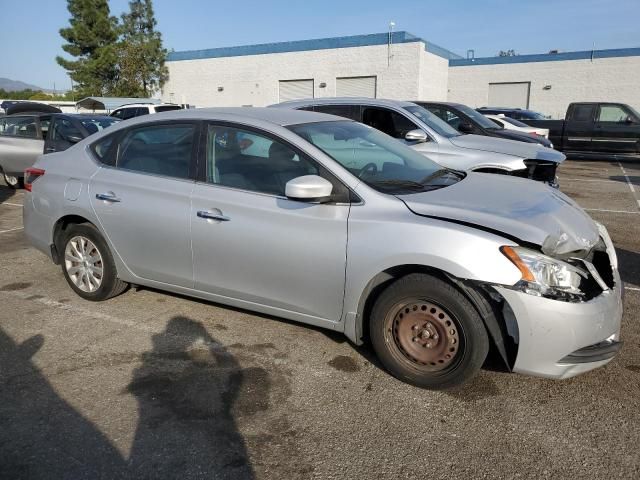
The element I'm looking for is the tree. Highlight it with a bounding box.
[56,0,119,97]
[116,0,168,97]
[498,49,518,57]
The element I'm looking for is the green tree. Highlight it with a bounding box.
[116,0,168,97]
[56,0,119,98]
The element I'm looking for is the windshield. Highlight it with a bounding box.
[501,116,530,128]
[81,117,120,132]
[289,121,463,194]
[403,105,461,138]
[453,104,502,130]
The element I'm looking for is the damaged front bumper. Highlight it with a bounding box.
[494,257,623,380]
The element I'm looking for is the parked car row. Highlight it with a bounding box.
[272,98,564,186]
[22,105,623,390]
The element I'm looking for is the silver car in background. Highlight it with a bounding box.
[23,108,621,389]
[272,98,565,186]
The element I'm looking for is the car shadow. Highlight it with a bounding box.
[616,248,640,288]
[0,316,258,479]
[0,184,17,203]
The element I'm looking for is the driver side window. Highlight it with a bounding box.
[206,125,319,196]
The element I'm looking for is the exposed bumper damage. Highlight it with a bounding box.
[492,228,623,379]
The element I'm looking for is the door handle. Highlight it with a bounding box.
[95,192,121,203]
[197,210,230,222]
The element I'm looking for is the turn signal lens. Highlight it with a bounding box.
[500,246,535,282]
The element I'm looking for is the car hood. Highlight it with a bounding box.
[450,134,565,162]
[399,172,599,256]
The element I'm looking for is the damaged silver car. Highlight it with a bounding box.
[23,108,622,389]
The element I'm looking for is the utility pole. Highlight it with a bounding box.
[388,21,395,66]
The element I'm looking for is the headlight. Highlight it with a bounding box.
[501,246,587,299]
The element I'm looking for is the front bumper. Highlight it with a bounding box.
[494,267,623,380]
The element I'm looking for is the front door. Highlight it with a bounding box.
[190,123,350,322]
[592,104,640,154]
[564,103,596,152]
[89,122,198,287]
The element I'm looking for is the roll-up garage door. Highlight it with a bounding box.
[336,76,377,98]
[279,79,314,102]
[488,82,530,108]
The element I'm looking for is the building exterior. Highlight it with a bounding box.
[163,32,640,118]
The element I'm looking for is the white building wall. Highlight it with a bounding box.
[163,42,425,107]
[418,50,449,101]
[448,56,640,119]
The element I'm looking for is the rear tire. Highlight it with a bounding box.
[370,273,489,389]
[60,223,128,301]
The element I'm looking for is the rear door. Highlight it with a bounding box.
[89,122,198,287]
[0,115,44,175]
[564,103,596,152]
[592,104,640,154]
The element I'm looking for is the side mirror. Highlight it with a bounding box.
[285,175,333,202]
[458,122,475,134]
[404,129,428,143]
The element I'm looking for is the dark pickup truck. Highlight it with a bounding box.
[523,102,640,159]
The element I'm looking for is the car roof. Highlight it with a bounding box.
[412,101,465,108]
[105,107,348,128]
[271,97,418,109]
[116,103,180,108]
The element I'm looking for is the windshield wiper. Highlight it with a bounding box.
[371,179,426,190]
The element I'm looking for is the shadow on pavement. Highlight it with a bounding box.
[0,185,17,204]
[0,316,258,479]
[616,248,640,288]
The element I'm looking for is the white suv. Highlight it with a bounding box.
[110,103,182,120]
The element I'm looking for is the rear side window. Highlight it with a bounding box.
[135,107,150,116]
[570,105,596,122]
[116,124,195,179]
[314,105,361,121]
[91,134,117,165]
[0,116,38,138]
[154,105,182,113]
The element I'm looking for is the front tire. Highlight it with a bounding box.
[60,223,128,301]
[370,273,489,389]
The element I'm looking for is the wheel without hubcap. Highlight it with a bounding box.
[3,172,20,188]
[64,235,104,293]
[387,300,460,371]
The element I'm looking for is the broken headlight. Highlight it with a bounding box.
[501,246,587,300]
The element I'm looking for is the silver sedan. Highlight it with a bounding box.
[23,108,622,389]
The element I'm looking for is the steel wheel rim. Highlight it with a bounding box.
[386,300,461,372]
[64,236,104,293]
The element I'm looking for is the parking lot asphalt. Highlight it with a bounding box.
[0,160,639,479]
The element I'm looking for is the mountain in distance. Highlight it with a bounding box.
[0,77,67,94]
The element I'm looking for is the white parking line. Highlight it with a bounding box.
[626,286,640,292]
[560,177,618,183]
[617,162,640,209]
[584,208,639,214]
[0,227,23,234]
[0,202,22,207]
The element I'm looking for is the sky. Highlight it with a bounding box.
[2,0,640,89]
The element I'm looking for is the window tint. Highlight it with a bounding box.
[119,108,138,120]
[426,106,461,130]
[111,109,124,119]
[154,105,182,113]
[39,117,51,140]
[135,107,150,116]
[598,105,629,122]
[314,105,360,121]
[52,118,83,142]
[91,135,117,165]
[80,117,120,135]
[206,125,319,195]
[0,116,38,138]
[570,105,595,122]
[361,107,418,139]
[117,124,194,179]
